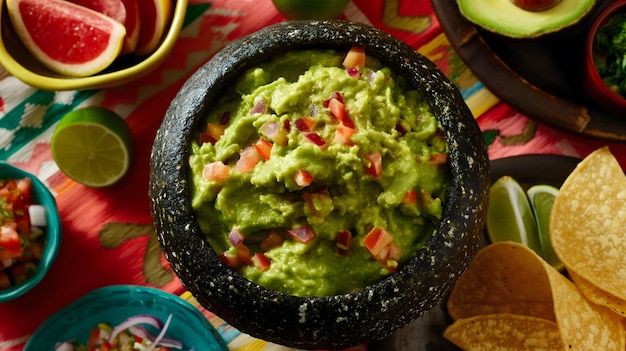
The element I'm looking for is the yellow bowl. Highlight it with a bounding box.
[0,0,187,91]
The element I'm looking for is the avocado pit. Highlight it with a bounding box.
[511,0,562,12]
[458,0,597,38]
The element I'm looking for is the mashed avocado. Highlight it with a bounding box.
[190,48,448,297]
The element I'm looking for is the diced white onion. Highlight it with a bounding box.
[28,205,47,227]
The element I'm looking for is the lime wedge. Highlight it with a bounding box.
[487,176,542,256]
[527,185,564,271]
[51,107,133,188]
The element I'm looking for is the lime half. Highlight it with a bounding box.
[527,185,564,271]
[51,107,133,187]
[487,176,542,256]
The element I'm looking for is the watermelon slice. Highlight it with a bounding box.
[6,0,126,77]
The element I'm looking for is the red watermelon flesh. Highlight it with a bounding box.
[68,0,127,23]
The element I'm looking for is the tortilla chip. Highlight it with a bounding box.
[447,241,555,322]
[443,314,564,351]
[447,242,625,350]
[569,269,626,318]
[544,266,625,350]
[550,147,626,303]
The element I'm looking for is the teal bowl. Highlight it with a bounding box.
[0,161,61,302]
[24,285,228,351]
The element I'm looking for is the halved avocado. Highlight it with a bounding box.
[458,0,597,38]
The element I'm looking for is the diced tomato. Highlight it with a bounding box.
[294,170,313,187]
[251,253,271,271]
[253,139,273,161]
[199,123,225,145]
[0,225,23,260]
[295,117,316,132]
[23,240,44,261]
[364,151,383,177]
[199,133,217,145]
[88,327,102,350]
[324,91,345,106]
[235,243,253,265]
[402,189,417,204]
[207,123,225,141]
[202,161,230,182]
[376,242,401,273]
[304,133,327,148]
[428,153,448,165]
[395,122,408,136]
[287,225,315,244]
[15,178,31,203]
[260,231,284,251]
[235,146,262,173]
[0,272,10,289]
[336,230,352,255]
[334,124,355,145]
[10,262,36,285]
[363,227,394,256]
[342,46,366,68]
[328,97,347,122]
[219,251,241,269]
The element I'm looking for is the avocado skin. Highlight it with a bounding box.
[149,20,490,349]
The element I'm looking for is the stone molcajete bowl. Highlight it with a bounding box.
[150,20,490,349]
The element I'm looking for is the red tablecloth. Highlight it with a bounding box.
[1,0,626,350]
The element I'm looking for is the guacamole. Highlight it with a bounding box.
[190,48,449,297]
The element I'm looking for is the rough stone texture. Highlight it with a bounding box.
[149,20,490,350]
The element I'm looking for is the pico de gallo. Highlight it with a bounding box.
[55,314,187,351]
[190,46,449,296]
[0,177,47,289]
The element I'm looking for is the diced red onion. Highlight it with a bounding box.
[259,121,280,140]
[346,67,360,78]
[108,314,163,344]
[219,111,231,125]
[287,226,315,244]
[305,133,326,147]
[28,205,47,227]
[295,118,311,132]
[228,227,245,247]
[367,70,376,83]
[250,98,268,114]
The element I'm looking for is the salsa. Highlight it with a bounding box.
[0,177,46,289]
[190,47,449,296]
[594,12,626,98]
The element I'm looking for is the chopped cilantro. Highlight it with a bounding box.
[594,12,626,98]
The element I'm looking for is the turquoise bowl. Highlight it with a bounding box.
[24,285,228,350]
[0,161,61,302]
